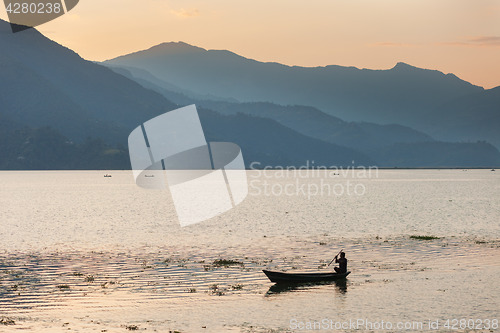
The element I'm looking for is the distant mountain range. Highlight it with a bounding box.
[104,54,500,168]
[0,20,498,169]
[0,19,377,169]
[105,42,500,150]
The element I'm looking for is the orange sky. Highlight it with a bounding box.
[2,0,500,88]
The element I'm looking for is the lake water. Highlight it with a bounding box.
[0,170,499,332]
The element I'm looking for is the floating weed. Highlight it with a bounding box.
[410,235,440,240]
[212,259,244,268]
[188,288,196,293]
[72,272,83,276]
[125,324,139,330]
[84,275,95,283]
[3,270,23,277]
[209,284,226,296]
[57,285,70,290]
[141,260,153,269]
[231,284,243,290]
[0,317,15,325]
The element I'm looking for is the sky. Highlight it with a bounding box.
[1,0,500,88]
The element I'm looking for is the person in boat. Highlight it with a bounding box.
[334,252,347,274]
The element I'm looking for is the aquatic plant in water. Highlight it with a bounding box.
[410,235,440,240]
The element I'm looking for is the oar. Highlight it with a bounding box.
[327,249,343,267]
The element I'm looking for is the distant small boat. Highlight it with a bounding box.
[104,174,112,178]
[263,269,350,284]
[144,175,155,178]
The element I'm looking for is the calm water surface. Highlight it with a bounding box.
[0,170,499,332]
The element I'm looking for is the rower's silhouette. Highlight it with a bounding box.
[334,251,347,274]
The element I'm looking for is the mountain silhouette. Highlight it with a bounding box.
[105,42,500,150]
[1,22,498,169]
[0,19,180,145]
[0,19,375,169]
[107,65,500,167]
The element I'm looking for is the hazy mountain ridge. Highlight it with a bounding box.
[105,41,500,149]
[425,86,500,145]
[1,23,499,169]
[0,126,130,170]
[198,109,374,167]
[0,19,179,144]
[108,64,500,167]
[106,64,434,150]
[378,141,500,168]
[0,19,377,169]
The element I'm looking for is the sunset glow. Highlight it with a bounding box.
[1,0,500,88]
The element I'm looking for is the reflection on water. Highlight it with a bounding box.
[1,238,498,332]
[265,279,348,296]
[0,170,499,332]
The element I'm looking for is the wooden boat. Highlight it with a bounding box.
[263,269,350,284]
